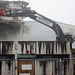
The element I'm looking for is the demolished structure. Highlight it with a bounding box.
[0,1,75,75]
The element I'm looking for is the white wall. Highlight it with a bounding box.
[0,21,56,41]
[57,22,75,37]
[23,21,56,41]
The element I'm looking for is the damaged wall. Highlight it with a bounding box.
[1,20,75,41]
[0,41,72,75]
[57,22,75,37]
[0,1,74,75]
[23,21,56,41]
[0,21,21,41]
[0,41,71,55]
[0,19,74,75]
[0,20,56,41]
[0,20,73,75]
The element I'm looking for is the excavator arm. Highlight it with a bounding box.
[16,10,72,41]
[25,10,64,36]
[0,1,72,41]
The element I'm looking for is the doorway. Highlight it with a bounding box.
[18,60,35,75]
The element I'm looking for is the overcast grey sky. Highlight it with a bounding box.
[8,0,75,25]
[29,0,75,25]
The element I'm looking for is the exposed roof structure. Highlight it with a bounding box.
[0,1,29,9]
[0,1,30,22]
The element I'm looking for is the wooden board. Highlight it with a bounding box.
[18,61,35,75]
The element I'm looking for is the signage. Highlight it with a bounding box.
[22,64,32,70]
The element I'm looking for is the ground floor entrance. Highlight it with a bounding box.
[0,54,75,75]
[18,60,35,75]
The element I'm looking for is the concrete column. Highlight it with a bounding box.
[23,43,26,54]
[66,42,70,54]
[58,43,61,54]
[57,61,59,75]
[54,42,56,54]
[46,61,54,75]
[62,60,64,75]
[50,43,52,54]
[69,59,73,75]
[35,61,43,75]
[56,42,59,54]
[39,61,43,75]
[36,41,39,54]
[63,42,65,54]
[15,53,18,75]
[35,61,39,75]
[33,42,35,54]
[53,61,55,75]
[12,42,15,54]
[0,42,2,54]
[27,42,30,54]
[9,42,12,54]
[43,42,46,54]
[41,42,43,54]
[2,61,9,75]
[50,61,53,75]
[10,60,13,75]
[18,42,21,54]
[12,41,20,54]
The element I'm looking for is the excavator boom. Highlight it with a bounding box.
[0,1,72,41]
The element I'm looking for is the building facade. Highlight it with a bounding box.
[0,18,74,75]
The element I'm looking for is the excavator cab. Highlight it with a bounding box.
[57,35,73,41]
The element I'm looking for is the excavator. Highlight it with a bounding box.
[0,1,72,41]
